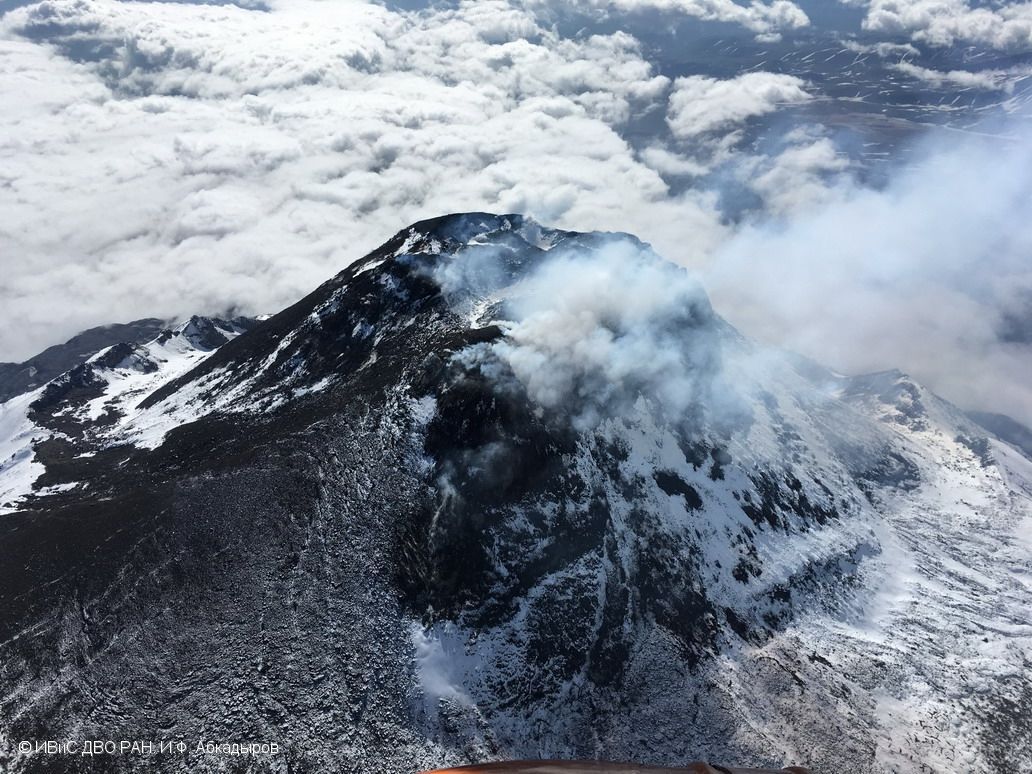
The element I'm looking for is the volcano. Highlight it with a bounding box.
[1,214,1030,774]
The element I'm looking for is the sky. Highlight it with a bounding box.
[1,0,1031,423]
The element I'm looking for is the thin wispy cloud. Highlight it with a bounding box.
[666,72,812,139]
[0,0,719,361]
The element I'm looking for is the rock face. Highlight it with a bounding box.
[0,214,1030,774]
[0,319,168,404]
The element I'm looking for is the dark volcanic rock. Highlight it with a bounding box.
[968,410,1032,460]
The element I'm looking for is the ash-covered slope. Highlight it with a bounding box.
[0,214,1030,774]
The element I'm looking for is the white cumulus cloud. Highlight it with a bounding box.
[666,72,812,139]
[0,0,726,361]
[854,0,1032,51]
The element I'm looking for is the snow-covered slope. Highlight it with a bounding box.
[0,390,46,514]
[0,319,168,405]
[0,316,255,513]
[0,214,1029,774]
[714,368,1032,772]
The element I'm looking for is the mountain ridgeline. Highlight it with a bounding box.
[0,214,1030,774]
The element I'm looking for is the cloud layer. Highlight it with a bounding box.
[1,0,1031,427]
[0,0,725,361]
[853,0,1032,51]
